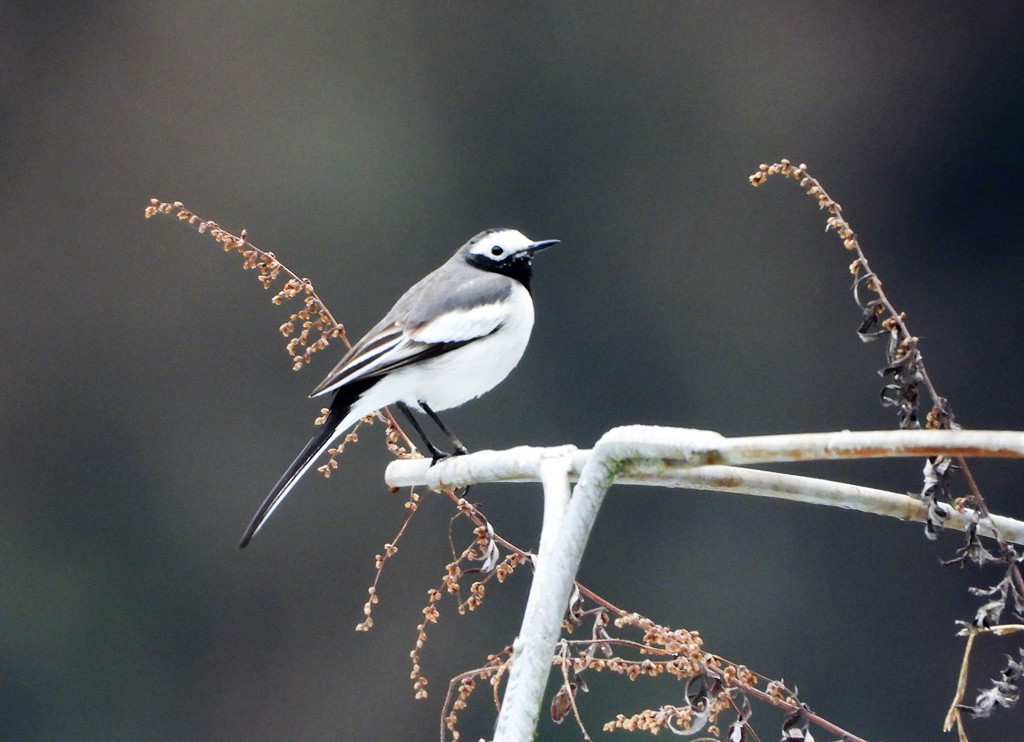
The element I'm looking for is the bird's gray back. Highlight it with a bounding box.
[384,260,513,327]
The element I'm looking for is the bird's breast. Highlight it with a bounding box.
[396,283,535,411]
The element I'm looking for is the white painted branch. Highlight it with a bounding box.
[493,426,683,741]
[386,444,578,488]
[383,426,1024,742]
[386,428,1024,489]
[664,465,1024,544]
[490,447,576,742]
[535,449,574,562]
[385,429,1024,545]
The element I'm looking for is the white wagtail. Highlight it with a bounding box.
[238,228,559,547]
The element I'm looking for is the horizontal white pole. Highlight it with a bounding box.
[386,428,1024,489]
[385,428,1024,545]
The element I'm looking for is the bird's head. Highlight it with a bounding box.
[462,228,559,288]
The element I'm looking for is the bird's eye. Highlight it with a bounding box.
[490,245,504,256]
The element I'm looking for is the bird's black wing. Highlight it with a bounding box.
[309,300,508,398]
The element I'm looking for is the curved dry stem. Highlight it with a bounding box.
[144,197,419,457]
[751,160,1024,734]
[750,162,1023,603]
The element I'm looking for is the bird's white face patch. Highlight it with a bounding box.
[466,229,535,263]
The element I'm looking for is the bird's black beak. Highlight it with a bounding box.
[526,239,560,254]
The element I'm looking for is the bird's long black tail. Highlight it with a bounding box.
[238,380,373,548]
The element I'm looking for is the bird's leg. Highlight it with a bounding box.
[420,402,469,456]
[395,402,450,464]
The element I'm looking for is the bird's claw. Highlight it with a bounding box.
[428,446,468,467]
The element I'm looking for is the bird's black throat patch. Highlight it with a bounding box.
[466,253,533,292]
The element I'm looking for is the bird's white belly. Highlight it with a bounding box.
[355,283,535,414]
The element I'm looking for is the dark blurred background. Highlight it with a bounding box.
[3,3,1024,740]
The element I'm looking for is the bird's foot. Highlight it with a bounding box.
[428,445,468,467]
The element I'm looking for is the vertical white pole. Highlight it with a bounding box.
[492,445,617,741]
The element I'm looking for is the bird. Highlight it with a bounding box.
[238,228,560,548]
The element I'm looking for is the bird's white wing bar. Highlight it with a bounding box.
[408,303,509,344]
[309,305,508,398]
